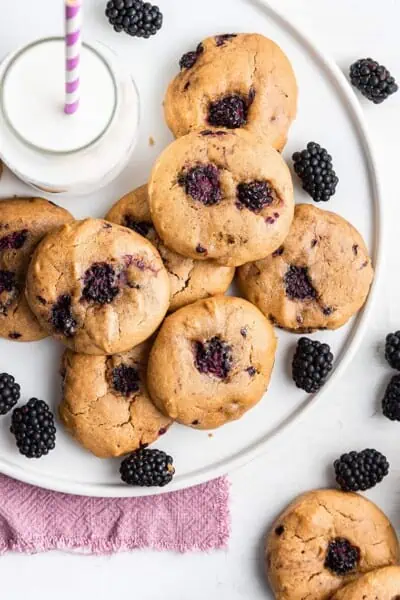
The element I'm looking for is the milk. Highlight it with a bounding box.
[0,38,139,195]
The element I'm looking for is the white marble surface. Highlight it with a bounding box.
[1,0,400,598]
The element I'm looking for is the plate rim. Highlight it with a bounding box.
[0,0,383,497]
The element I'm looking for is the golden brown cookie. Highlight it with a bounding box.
[331,566,400,600]
[164,33,298,151]
[238,204,374,331]
[148,130,294,267]
[59,340,172,458]
[0,197,73,342]
[147,295,277,429]
[25,218,170,355]
[266,490,399,600]
[105,184,235,311]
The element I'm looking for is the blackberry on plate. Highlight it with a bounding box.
[292,142,339,203]
[350,58,398,104]
[0,373,20,415]
[334,449,389,492]
[105,0,163,38]
[382,374,400,421]
[120,448,175,487]
[385,331,400,370]
[10,398,56,458]
[292,337,333,393]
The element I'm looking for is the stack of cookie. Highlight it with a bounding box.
[266,489,400,600]
[0,34,374,472]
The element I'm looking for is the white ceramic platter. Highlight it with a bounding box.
[0,0,381,496]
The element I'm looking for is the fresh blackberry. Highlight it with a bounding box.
[334,449,389,492]
[385,331,400,370]
[292,337,333,393]
[120,448,175,487]
[292,142,339,202]
[10,398,56,458]
[324,538,360,575]
[105,0,163,38]
[382,375,400,421]
[350,58,398,104]
[0,373,20,415]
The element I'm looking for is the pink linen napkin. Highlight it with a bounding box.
[0,474,230,554]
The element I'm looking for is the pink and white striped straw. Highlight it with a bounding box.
[64,0,82,115]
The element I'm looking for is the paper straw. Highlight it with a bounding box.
[64,0,82,115]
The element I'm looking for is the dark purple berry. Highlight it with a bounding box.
[350,58,398,104]
[0,270,18,313]
[51,294,77,337]
[10,398,56,458]
[0,372,20,415]
[179,43,204,70]
[0,229,28,251]
[124,215,153,238]
[112,364,140,396]
[292,142,338,203]
[120,448,175,487]
[194,336,233,379]
[208,94,248,129]
[178,164,221,206]
[82,262,119,304]
[334,448,389,491]
[236,181,275,213]
[292,337,333,393]
[284,266,317,301]
[324,538,360,575]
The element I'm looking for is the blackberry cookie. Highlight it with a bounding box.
[148,130,294,267]
[238,204,373,331]
[266,490,399,600]
[147,295,277,429]
[0,197,73,342]
[59,340,172,458]
[105,185,235,311]
[164,33,298,151]
[332,567,400,600]
[26,218,170,355]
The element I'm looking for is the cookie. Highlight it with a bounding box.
[332,566,400,600]
[238,204,374,331]
[26,218,170,355]
[164,33,298,151]
[148,130,294,267]
[0,197,73,342]
[147,295,277,429]
[105,185,235,311]
[59,340,172,458]
[266,489,399,600]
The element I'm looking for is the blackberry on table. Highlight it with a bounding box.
[292,337,333,393]
[292,142,339,203]
[385,331,400,370]
[382,374,400,421]
[120,448,175,487]
[0,373,20,415]
[334,449,389,492]
[350,58,398,104]
[105,0,163,38]
[10,398,56,458]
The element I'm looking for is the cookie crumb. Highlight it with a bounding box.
[149,136,155,147]
[208,433,213,438]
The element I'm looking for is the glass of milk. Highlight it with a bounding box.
[0,37,140,196]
